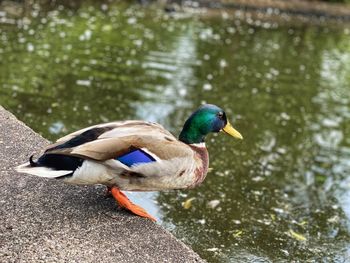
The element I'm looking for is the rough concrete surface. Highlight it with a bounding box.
[0,106,204,263]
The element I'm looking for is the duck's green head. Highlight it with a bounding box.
[179,104,243,144]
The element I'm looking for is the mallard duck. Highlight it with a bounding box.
[16,104,242,221]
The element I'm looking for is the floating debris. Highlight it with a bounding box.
[203,83,212,91]
[270,214,276,221]
[232,220,241,225]
[297,220,308,226]
[288,229,307,242]
[219,59,227,68]
[197,219,206,225]
[27,43,34,52]
[207,199,220,209]
[182,197,196,209]
[251,176,264,182]
[206,247,219,252]
[232,230,243,238]
[327,215,340,224]
[76,79,91,86]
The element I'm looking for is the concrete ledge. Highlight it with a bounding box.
[0,106,203,262]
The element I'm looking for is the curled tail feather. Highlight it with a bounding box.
[16,155,73,178]
[29,155,38,167]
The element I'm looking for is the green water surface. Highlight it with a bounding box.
[1,2,350,262]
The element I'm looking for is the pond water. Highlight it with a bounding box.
[1,2,350,262]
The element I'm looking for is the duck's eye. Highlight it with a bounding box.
[217,112,224,119]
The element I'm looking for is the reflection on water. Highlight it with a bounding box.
[1,2,350,262]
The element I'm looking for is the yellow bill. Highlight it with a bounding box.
[222,121,243,140]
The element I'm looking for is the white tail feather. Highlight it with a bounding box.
[16,162,73,178]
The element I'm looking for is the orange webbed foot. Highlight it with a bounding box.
[110,187,156,222]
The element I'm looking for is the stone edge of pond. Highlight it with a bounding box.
[0,105,204,263]
[181,0,350,25]
[191,0,350,18]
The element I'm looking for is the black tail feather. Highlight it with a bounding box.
[29,155,38,167]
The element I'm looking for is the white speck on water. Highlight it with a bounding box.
[203,54,210,60]
[65,44,72,51]
[272,207,286,214]
[179,88,187,96]
[203,83,212,91]
[260,134,276,152]
[227,27,236,34]
[199,28,213,40]
[102,24,112,31]
[277,147,287,154]
[206,247,219,252]
[27,43,34,52]
[265,72,273,79]
[251,88,258,94]
[208,200,220,209]
[252,176,264,182]
[280,112,290,120]
[327,215,340,223]
[219,59,227,68]
[101,4,108,11]
[127,17,137,25]
[270,68,279,76]
[252,190,263,196]
[89,59,97,65]
[133,39,143,47]
[49,121,65,134]
[198,219,206,225]
[79,29,92,41]
[76,79,91,86]
[126,60,132,66]
[322,118,340,128]
[272,43,280,50]
[213,34,220,40]
[18,37,26,43]
[222,12,229,20]
[248,28,255,34]
[12,85,19,91]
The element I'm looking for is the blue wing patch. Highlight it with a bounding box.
[116,149,156,167]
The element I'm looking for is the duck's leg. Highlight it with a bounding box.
[110,186,156,222]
